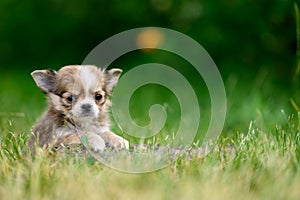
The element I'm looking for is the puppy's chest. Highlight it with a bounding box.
[57,120,108,137]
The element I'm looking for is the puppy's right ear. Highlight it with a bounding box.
[31,70,57,93]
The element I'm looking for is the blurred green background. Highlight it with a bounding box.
[0,0,297,138]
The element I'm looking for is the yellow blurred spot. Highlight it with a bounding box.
[136,28,163,49]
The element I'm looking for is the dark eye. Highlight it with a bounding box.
[95,94,102,101]
[66,96,76,102]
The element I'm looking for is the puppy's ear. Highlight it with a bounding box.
[31,70,57,93]
[105,68,122,95]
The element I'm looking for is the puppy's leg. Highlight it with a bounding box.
[100,131,129,150]
[84,133,106,152]
[55,132,105,152]
[55,133,81,145]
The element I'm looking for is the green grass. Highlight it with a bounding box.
[0,70,299,199]
[0,119,299,199]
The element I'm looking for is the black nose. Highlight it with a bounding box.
[81,104,92,111]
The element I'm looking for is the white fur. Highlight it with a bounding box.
[71,100,99,120]
[71,66,100,120]
[86,133,106,152]
[79,65,98,97]
[56,119,110,137]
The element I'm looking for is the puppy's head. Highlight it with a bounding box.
[31,65,122,122]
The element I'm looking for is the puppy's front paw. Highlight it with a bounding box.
[101,131,129,150]
[84,134,106,152]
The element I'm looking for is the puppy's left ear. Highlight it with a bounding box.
[31,70,57,93]
[105,68,122,95]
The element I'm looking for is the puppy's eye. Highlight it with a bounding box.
[66,96,76,102]
[95,94,102,101]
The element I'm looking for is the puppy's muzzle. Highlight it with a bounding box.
[81,103,92,112]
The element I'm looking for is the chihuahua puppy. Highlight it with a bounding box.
[27,65,128,152]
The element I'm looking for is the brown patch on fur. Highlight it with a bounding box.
[55,133,81,147]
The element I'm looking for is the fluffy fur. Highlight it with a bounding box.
[28,65,128,152]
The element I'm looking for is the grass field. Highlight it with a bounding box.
[0,70,299,199]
